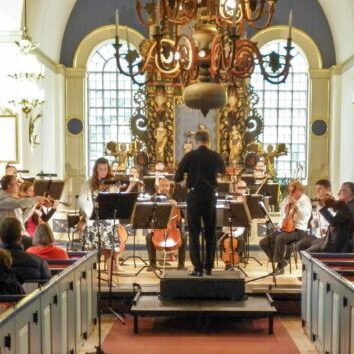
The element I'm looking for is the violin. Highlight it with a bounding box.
[281,199,296,232]
[152,204,182,252]
[41,192,70,207]
[125,177,144,193]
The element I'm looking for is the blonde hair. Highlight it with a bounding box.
[0,249,12,269]
[288,180,305,193]
[33,224,54,246]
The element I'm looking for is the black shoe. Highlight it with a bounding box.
[177,265,187,271]
[204,269,212,276]
[224,264,231,271]
[188,270,203,277]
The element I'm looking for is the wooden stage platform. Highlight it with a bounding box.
[99,252,303,315]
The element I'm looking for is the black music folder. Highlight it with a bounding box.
[33,180,65,200]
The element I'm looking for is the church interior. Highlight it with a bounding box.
[0,1,354,353]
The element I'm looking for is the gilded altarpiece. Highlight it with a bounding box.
[219,81,263,166]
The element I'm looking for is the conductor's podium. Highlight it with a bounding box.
[0,250,97,354]
[160,270,245,300]
[301,252,354,354]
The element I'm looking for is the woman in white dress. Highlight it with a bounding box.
[77,157,121,278]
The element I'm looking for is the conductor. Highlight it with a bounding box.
[175,130,225,276]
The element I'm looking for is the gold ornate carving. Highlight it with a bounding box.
[219,80,263,166]
[146,86,175,166]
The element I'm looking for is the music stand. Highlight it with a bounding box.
[90,192,138,328]
[221,200,250,276]
[258,183,280,208]
[246,201,277,286]
[241,174,255,187]
[217,182,230,199]
[239,195,265,266]
[66,213,80,251]
[129,201,173,278]
[143,176,157,195]
[33,179,65,199]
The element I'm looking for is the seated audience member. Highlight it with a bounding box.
[0,217,51,283]
[307,182,354,253]
[27,223,69,260]
[259,180,312,275]
[295,179,331,253]
[19,181,58,237]
[0,248,25,295]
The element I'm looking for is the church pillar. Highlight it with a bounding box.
[308,69,330,191]
[64,67,86,203]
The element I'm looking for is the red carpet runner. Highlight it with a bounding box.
[103,316,300,354]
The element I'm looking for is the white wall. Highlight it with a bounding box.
[339,65,354,183]
[0,40,65,179]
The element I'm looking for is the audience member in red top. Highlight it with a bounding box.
[26,224,69,260]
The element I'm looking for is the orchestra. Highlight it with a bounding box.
[1,132,353,281]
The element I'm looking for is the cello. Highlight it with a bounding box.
[152,202,182,253]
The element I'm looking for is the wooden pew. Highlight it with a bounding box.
[301,252,354,354]
[0,250,97,354]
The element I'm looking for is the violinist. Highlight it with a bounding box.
[19,181,59,237]
[294,179,331,253]
[126,166,144,193]
[0,175,50,249]
[77,157,122,276]
[146,178,187,271]
[306,182,354,253]
[259,180,312,275]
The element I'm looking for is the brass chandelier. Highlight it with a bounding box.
[114,0,293,115]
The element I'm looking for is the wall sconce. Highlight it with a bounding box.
[7,0,44,147]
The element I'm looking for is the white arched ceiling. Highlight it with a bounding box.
[318,0,354,64]
[0,0,77,62]
[1,0,354,65]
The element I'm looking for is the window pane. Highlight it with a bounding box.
[251,40,309,179]
[87,39,140,175]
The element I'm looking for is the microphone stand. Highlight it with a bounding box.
[87,192,105,354]
[105,208,126,324]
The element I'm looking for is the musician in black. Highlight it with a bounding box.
[175,130,225,276]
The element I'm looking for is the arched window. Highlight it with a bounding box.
[251,40,309,179]
[86,40,140,173]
